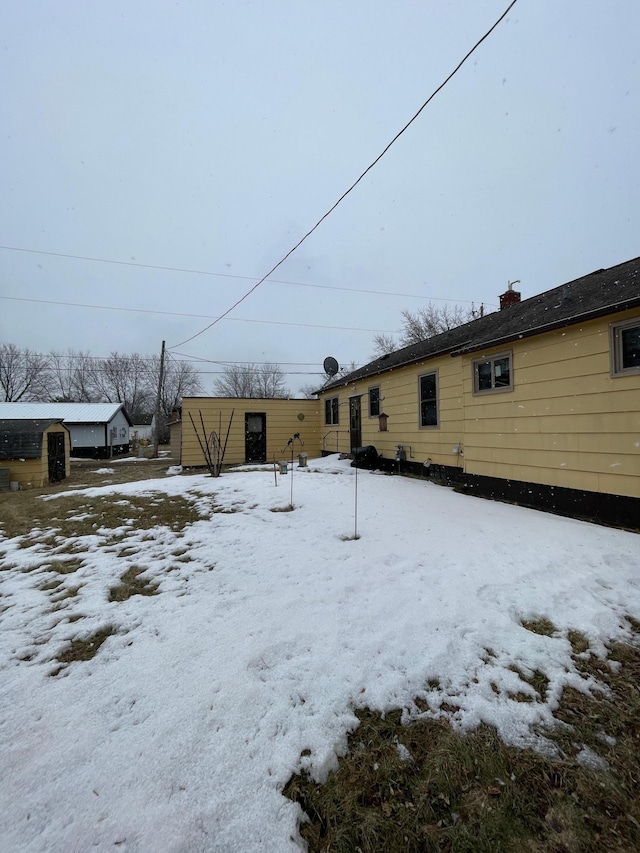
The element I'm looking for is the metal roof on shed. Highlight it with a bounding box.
[0,403,132,425]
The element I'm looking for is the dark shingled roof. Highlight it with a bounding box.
[321,256,640,391]
[0,419,65,459]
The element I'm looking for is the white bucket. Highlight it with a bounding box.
[9,481,19,492]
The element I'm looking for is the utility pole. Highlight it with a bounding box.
[153,340,166,458]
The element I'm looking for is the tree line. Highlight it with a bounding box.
[1,304,481,411]
[0,344,202,424]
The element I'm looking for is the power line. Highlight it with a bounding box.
[0,295,396,334]
[5,348,357,368]
[169,352,331,366]
[0,243,493,306]
[5,352,358,376]
[170,0,518,350]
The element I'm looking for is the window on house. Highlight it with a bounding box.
[473,352,512,394]
[611,317,640,375]
[325,396,339,425]
[368,386,380,417]
[419,371,438,428]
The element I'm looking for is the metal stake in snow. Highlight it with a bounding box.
[281,432,303,508]
[354,461,359,539]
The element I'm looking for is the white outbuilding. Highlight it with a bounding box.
[0,402,133,459]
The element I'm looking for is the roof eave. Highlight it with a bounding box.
[450,298,640,357]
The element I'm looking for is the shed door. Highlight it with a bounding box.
[47,433,66,483]
[349,396,362,453]
[245,413,266,463]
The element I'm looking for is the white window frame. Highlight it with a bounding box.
[472,351,513,395]
[610,316,640,376]
[418,370,439,429]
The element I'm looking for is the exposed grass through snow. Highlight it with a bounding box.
[284,623,640,853]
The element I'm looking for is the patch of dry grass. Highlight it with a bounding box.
[0,478,204,547]
[108,566,159,602]
[285,626,640,853]
[0,457,195,542]
[50,625,117,676]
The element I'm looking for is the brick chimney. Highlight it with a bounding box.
[499,280,521,310]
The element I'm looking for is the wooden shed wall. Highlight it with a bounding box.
[181,398,321,467]
[7,424,71,488]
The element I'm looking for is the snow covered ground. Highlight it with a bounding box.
[1,456,638,852]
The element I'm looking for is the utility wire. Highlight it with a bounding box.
[170,0,518,350]
[0,243,493,306]
[0,295,396,334]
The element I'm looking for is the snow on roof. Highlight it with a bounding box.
[0,402,131,425]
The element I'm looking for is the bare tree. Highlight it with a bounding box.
[370,333,397,358]
[0,343,51,401]
[371,303,484,357]
[213,363,289,398]
[158,357,203,414]
[91,351,152,416]
[48,349,97,402]
[299,383,320,399]
[253,363,289,398]
[144,354,202,440]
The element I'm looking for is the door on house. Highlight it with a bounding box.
[245,413,267,463]
[349,396,362,453]
[47,432,66,483]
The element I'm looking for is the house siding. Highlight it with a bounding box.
[461,312,640,498]
[181,398,321,467]
[70,409,131,458]
[322,356,466,469]
[318,309,639,505]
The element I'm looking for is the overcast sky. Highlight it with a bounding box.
[1,0,638,395]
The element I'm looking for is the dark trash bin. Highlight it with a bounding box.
[351,446,379,469]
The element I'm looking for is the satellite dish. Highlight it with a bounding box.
[323,356,339,376]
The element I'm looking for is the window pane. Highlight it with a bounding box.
[331,398,339,424]
[420,374,436,399]
[476,361,492,390]
[420,373,437,426]
[494,357,511,387]
[421,401,437,426]
[369,387,380,417]
[621,325,640,368]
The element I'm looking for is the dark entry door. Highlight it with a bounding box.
[47,432,66,482]
[349,396,362,453]
[245,413,266,463]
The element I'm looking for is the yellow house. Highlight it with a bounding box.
[180,397,321,468]
[318,257,640,528]
[0,419,71,489]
